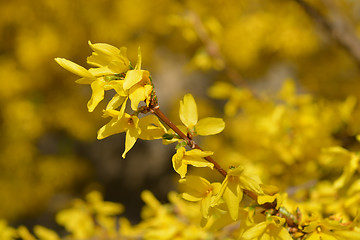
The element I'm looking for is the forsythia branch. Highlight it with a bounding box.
[150,105,228,177]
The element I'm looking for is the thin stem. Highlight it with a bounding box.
[150,105,227,177]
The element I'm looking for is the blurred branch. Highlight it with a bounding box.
[187,11,246,86]
[294,0,360,67]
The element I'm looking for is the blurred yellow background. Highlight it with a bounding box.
[1,0,360,227]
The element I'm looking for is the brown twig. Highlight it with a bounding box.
[150,105,227,177]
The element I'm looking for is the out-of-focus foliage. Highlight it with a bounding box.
[2,0,360,234]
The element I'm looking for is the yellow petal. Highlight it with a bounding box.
[257,195,277,205]
[135,46,142,70]
[88,41,121,56]
[223,179,243,220]
[144,84,153,105]
[185,149,213,158]
[333,230,360,240]
[102,109,120,118]
[138,115,167,140]
[276,226,294,240]
[123,70,150,90]
[106,94,127,110]
[172,147,187,178]
[87,80,105,112]
[97,115,129,139]
[227,165,245,176]
[201,194,212,218]
[179,93,198,128]
[242,222,268,240]
[75,77,94,84]
[195,117,225,136]
[212,176,228,206]
[87,52,108,68]
[173,159,187,178]
[181,193,202,202]
[119,97,128,117]
[55,58,94,78]
[132,115,141,135]
[179,175,211,199]
[260,184,279,196]
[239,174,264,195]
[87,41,130,72]
[129,84,145,111]
[88,66,114,77]
[105,80,127,96]
[122,124,140,158]
[183,156,214,169]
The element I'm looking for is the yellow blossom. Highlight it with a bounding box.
[97,107,141,158]
[212,165,264,220]
[55,57,95,79]
[179,175,221,218]
[123,48,153,110]
[98,102,167,157]
[303,219,360,240]
[126,73,153,110]
[179,94,225,136]
[138,115,167,140]
[54,57,125,112]
[172,147,214,178]
[241,216,292,240]
[55,41,131,112]
[87,41,130,73]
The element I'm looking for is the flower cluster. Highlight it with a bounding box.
[55,41,166,158]
[50,42,360,239]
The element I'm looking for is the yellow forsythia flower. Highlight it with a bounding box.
[98,109,141,158]
[179,175,221,218]
[241,216,292,240]
[98,103,166,157]
[87,41,130,73]
[212,165,264,220]
[302,218,360,240]
[179,94,225,136]
[123,47,153,110]
[172,147,214,178]
[55,57,118,112]
[55,41,131,112]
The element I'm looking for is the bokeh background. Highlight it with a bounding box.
[1,0,360,229]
